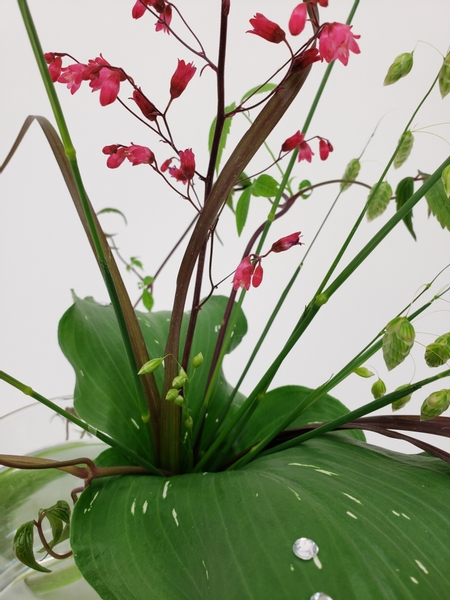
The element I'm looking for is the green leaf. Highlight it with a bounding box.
[72,436,450,599]
[393,131,414,169]
[208,102,236,174]
[441,164,450,197]
[383,52,414,86]
[235,186,252,236]
[235,386,365,454]
[13,521,51,573]
[382,317,415,371]
[240,83,277,103]
[366,181,393,221]
[340,158,360,191]
[142,288,154,311]
[252,174,279,198]
[39,500,71,550]
[422,173,450,231]
[395,177,416,240]
[58,296,247,461]
[439,52,450,99]
[96,207,128,226]
[298,179,312,199]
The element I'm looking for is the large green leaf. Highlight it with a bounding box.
[234,385,365,454]
[58,296,247,461]
[72,436,450,599]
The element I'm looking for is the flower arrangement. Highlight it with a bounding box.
[1,1,450,598]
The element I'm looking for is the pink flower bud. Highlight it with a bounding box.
[247,13,286,44]
[170,60,196,100]
[319,138,334,160]
[281,131,305,153]
[131,88,161,121]
[289,4,307,36]
[271,232,303,253]
[252,263,264,288]
[45,53,62,82]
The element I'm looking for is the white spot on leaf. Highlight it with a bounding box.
[287,486,301,501]
[392,511,400,516]
[410,577,419,585]
[415,560,428,574]
[346,511,358,519]
[402,513,410,520]
[313,556,322,570]
[342,492,362,504]
[131,418,140,429]
[202,559,209,580]
[163,481,171,499]
[143,500,148,514]
[288,463,338,476]
[172,508,179,526]
[131,499,136,515]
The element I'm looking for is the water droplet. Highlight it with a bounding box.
[310,593,333,600]
[292,537,319,560]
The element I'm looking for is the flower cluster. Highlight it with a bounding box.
[161,149,196,184]
[102,144,155,169]
[232,232,303,291]
[280,132,333,163]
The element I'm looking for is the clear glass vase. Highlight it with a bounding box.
[0,401,104,599]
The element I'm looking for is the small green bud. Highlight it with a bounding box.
[184,416,194,430]
[315,293,329,306]
[174,395,184,406]
[441,165,450,198]
[165,388,180,401]
[366,181,393,221]
[424,332,450,367]
[371,378,387,399]
[382,317,415,371]
[138,357,164,375]
[393,131,414,169]
[392,384,412,411]
[353,367,375,378]
[192,353,204,368]
[420,389,450,420]
[340,158,361,191]
[439,52,450,99]
[383,52,414,86]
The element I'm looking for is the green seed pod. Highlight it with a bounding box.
[366,181,393,221]
[315,293,329,306]
[371,378,387,399]
[439,52,450,99]
[340,158,361,191]
[392,384,412,411]
[393,131,414,169]
[383,52,414,86]
[382,317,415,371]
[441,165,450,198]
[420,389,450,420]
[174,395,184,406]
[192,352,204,368]
[353,367,375,378]
[185,415,194,430]
[424,332,450,367]
[138,357,164,375]
[165,388,180,401]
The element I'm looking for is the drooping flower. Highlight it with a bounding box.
[58,63,87,94]
[319,22,361,66]
[271,232,303,253]
[86,56,126,106]
[169,60,196,100]
[291,48,321,72]
[247,13,286,44]
[232,256,256,291]
[251,262,264,288]
[132,0,165,19]
[289,4,307,36]
[130,88,161,121]
[103,144,155,168]
[281,131,314,162]
[298,142,314,163]
[44,53,62,82]
[155,4,172,33]
[319,138,334,160]
[168,149,196,183]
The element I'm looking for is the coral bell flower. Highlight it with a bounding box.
[87,59,126,106]
[131,88,161,121]
[132,0,165,19]
[247,13,286,44]
[319,138,334,160]
[298,142,314,163]
[155,4,172,33]
[168,149,196,183]
[271,232,303,253]
[126,144,155,166]
[289,4,307,36]
[281,131,305,153]
[58,63,87,94]
[232,257,255,291]
[103,145,127,169]
[44,53,62,82]
[319,22,361,66]
[170,60,196,100]
[251,262,264,288]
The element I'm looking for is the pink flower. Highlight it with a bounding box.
[281,131,305,153]
[130,88,161,121]
[319,138,334,160]
[252,263,264,288]
[232,257,255,291]
[168,149,196,183]
[58,63,87,94]
[247,13,286,44]
[155,4,172,33]
[170,60,196,100]
[298,141,314,162]
[319,22,361,66]
[103,144,155,168]
[132,0,165,19]
[44,53,62,82]
[86,56,126,106]
[271,232,303,253]
[289,4,307,36]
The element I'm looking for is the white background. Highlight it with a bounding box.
[1,1,450,453]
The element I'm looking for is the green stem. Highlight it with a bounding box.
[0,371,163,476]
